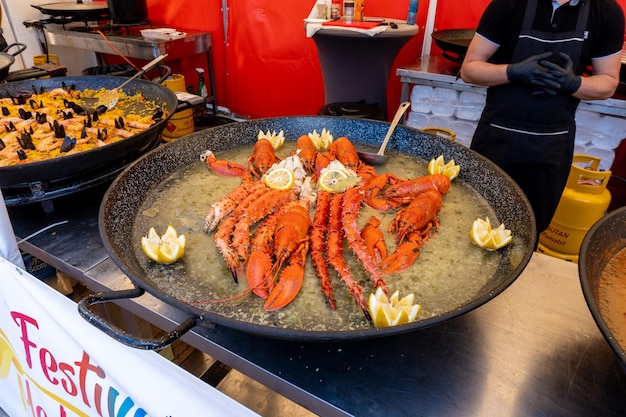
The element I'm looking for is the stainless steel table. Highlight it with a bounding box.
[8,184,626,417]
[41,25,217,116]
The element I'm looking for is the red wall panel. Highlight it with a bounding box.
[141,0,624,120]
[143,0,425,119]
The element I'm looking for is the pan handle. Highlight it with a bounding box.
[154,64,172,84]
[441,50,464,64]
[4,43,27,57]
[77,287,200,350]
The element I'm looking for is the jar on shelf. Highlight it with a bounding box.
[343,1,355,20]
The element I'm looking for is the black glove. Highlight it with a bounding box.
[537,52,582,95]
[507,52,555,90]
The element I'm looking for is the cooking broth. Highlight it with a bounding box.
[133,143,503,332]
[598,247,626,347]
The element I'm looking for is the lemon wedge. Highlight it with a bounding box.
[368,287,421,328]
[318,168,361,193]
[308,128,334,150]
[141,225,186,264]
[427,155,461,180]
[469,217,513,251]
[257,130,285,150]
[263,167,295,190]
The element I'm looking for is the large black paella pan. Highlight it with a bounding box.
[90,117,536,346]
[0,76,177,205]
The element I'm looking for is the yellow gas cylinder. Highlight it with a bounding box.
[162,101,194,141]
[161,74,195,141]
[538,154,612,262]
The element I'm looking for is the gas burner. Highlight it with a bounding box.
[319,101,385,120]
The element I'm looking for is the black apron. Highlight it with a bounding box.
[470,0,590,234]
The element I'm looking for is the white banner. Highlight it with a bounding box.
[0,189,24,270]
[0,257,259,417]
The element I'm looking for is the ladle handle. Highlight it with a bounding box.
[116,54,168,91]
[378,101,411,156]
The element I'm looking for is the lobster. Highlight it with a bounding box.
[384,174,451,205]
[314,151,335,178]
[251,202,312,311]
[364,173,405,211]
[295,134,318,175]
[379,189,444,274]
[246,201,303,299]
[329,136,360,171]
[364,173,450,210]
[248,138,280,178]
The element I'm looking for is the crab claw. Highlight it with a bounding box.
[378,233,422,274]
[201,150,247,177]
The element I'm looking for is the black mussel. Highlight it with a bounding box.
[72,104,86,115]
[95,104,107,115]
[63,99,72,109]
[17,132,35,150]
[60,136,76,153]
[92,111,100,122]
[60,82,76,95]
[7,121,16,132]
[97,128,108,141]
[29,99,38,110]
[18,108,33,120]
[2,107,9,116]
[52,120,65,138]
[152,109,164,121]
[17,149,27,160]
[114,117,124,129]
[62,111,73,120]
[28,126,34,135]
[84,114,92,128]
[12,95,27,106]
[80,126,87,139]
[0,138,5,151]
[35,112,48,124]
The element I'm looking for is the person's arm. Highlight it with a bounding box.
[460,35,509,87]
[574,53,622,100]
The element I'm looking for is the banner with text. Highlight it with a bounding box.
[0,257,258,417]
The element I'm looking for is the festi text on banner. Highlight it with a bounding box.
[0,257,259,417]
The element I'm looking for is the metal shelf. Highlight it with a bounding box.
[42,25,217,115]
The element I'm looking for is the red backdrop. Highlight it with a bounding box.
[139,0,624,120]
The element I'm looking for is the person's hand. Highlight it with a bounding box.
[537,52,582,95]
[507,52,556,90]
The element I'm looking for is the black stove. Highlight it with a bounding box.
[318,101,385,120]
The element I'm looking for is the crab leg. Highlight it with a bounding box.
[327,192,370,318]
[310,190,337,310]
